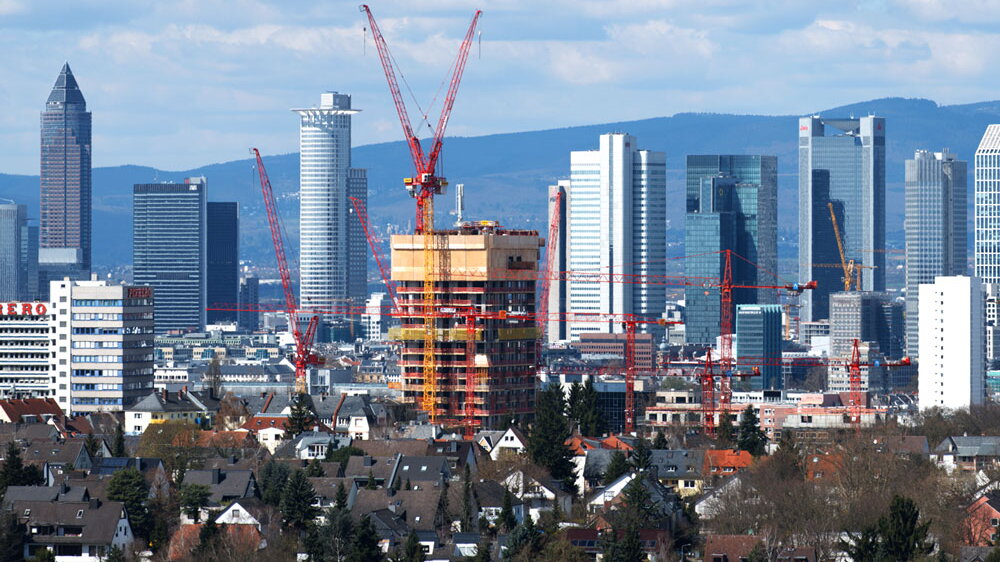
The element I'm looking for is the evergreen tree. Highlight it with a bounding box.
[366,470,377,490]
[179,483,211,522]
[630,438,651,470]
[603,451,630,485]
[349,515,383,562]
[499,488,517,531]
[500,413,516,431]
[112,423,126,457]
[652,431,668,450]
[879,495,933,561]
[985,548,1000,562]
[527,385,575,482]
[286,393,316,438]
[462,465,474,532]
[620,476,656,523]
[195,519,221,555]
[736,406,767,456]
[306,457,325,477]
[578,379,606,436]
[29,549,55,562]
[503,517,538,561]
[0,441,42,494]
[260,461,291,506]
[602,523,643,562]
[327,445,365,470]
[771,430,803,481]
[401,531,426,562]
[280,469,318,530]
[83,432,100,457]
[335,481,348,509]
[104,545,126,562]
[470,540,492,562]
[716,413,735,447]
[306,507,355,561]
[107,467,151,538]
[205,357,223,399]
[747,543,768,562]
[0,510,25,562]
[567,382,585,425]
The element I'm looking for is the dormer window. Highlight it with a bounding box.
[23,509,30,516]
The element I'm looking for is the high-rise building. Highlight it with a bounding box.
[546,181,570,343]
[206,202,239,325]
[976,126,1000,284]
[735,304,783,390]
[51,278,155,414]
[0,301,55,401]
[362,292,392,341]
[918,276,984,410]
[21,224,39,301]
[293,92,368,327]
[565,133,666,339]
[798,116,886,322]
[390,225,540,427]
[827,291,904,392]
[133,178,207,334]
[905,149,967,357]
[39,63,92,283]
[238,276,260,332]
[0,203,26,301]
[686,155,778,304]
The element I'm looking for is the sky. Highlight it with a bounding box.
[1,0,999,174]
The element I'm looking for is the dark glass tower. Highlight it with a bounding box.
[206,202,239,324]
[40,63,91,274]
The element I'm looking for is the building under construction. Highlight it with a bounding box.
[389,224,542,429]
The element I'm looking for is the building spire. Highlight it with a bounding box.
[47,62,86,107]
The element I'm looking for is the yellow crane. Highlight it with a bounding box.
[827,202,874,292]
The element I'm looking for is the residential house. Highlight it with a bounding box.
[485,427,528,461]
[650,449,706,498]
[704,449,754,477]
[474,480,524,528]
[12,499,133,561]
[703,534,818,562]
[351,488,445,554]
[15,439,96,485]
[331,394,388,440]
[389,456,451,490]
[344,456,397,488]
[272,431,349,460]
[213,498,274,550]
[0,398,63,423]
[586,470,684,532]
[964,493,1000,546]
[126,387,219,435]
[566,528,671,559]
[452,533,481,558]
[934,436,1000,472]
[90,457,169,497]
[182,468,257,514]
[502,469,572,522]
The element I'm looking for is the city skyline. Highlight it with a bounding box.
[2,1,1000,175]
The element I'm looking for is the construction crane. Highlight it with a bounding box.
[349,196,400,314]
[251,148,320,395]
[361,5,482,424]
[536,190,563,361]
[826,202,877,292]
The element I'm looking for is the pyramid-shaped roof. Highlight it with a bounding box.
[47,62,86,107]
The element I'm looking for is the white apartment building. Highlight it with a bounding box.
[362,292,392,341]
[51,278,155,414]
[564,133,666,339]
[918,276,985,410]
[293,92,368,324]
[0,301,59,402]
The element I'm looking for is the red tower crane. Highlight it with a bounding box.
[349,195,400,314]
[537,190,563,360]
[252,148,321,395]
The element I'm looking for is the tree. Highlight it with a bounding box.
[651,431,668,450]
[327,445,365,470]
[503,517,539,561]
[137,422,204,480]
[103,545,127,562]
[528,385,575,482]
[462,465,474,532]
[841,495,934,562]
[112,423,126,457]
[500,488,518,531]
[280,469,318,531]
[567,382,585,425]
[717,413,735,447]
[350,515,383,562]
[205,357,224,399]
[306,458,325,477]
[986,548,1000,562]
[195,519,222,555]
[603,451,630,485]
[747,543,768,562]
[84,432,100,457]
[29,549,55,562]
[179,483,211,522]
[106,467,151,538]
[260,461,291,506]
[601,524,643,562]
[286,393,316,438]
[469,540,492,562]
[736,406,767,456]
[630,438,651,471]
[578,379,606,437]
[0,441,43,495]
[305,507,355,561]
[0,511,25,562]
[335,481,348,510]
[366,470,377,490]
[401,531,426,562]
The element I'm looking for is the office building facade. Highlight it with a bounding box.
[40,63,92,282]
[686,155,778,304]
[51,279,155,414]
[976,126,1000,283]
[238,276,260,332]
[0,301,56,402]
[918,276,984,410]
[0,203,26,301]
[905,149,967,357]
[133,178,207,334]
[565,133,666,339]
[798,116,886,322]
[293,92,368,325]
[735,304,783,390]
[206,202,239,325]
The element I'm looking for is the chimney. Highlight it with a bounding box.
[211,468,222,485]
[161,388,167,401]
[181,386,188,399]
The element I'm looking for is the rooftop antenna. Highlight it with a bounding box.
[451,183,465,226]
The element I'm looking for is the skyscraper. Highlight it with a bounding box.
[735,304,783,390]
[918,276,984,410]
[0,203,26,301]
[133,178,207,334]
[206,202,239,325]
[904,149,967,357]
[798,116,886,322]
[293,92,368,327]
[565,133,666,339]
[238,276,260,332]
[39,63,91,284]
[686,155,778,304]
[975,125,1000,284]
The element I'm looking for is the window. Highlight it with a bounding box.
[993,517,1000,527]
[76,510,84,519]
[23,509,29,516]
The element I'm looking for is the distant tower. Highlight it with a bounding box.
[798,116,886,323]
[292,92,368,332]
[238,276,260,332]
[133,178,207,334]
[976,126,1000,284]
[904,149,967,357]
[207,202,239,325]
[39,63,92,286]
[566,133,666,339]
[0,203,26,301]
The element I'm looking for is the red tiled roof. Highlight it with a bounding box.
[0,398,63,422]
[704,449,754,474]
[704,534,762,558]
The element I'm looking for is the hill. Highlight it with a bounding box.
[2,96,998,268]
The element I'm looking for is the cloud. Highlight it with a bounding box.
[606,19,717,59]
[0,0,23,15]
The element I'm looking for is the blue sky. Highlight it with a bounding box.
[1,0,998,174]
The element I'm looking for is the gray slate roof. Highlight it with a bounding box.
[650,449,705,480]
[15,499,126,546]
[182,469,256,504]
[934,436,1000,457]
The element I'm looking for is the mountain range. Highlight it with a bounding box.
[1,96,996,271]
